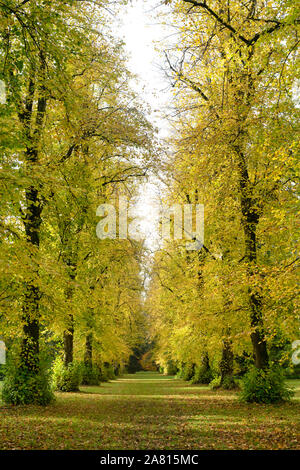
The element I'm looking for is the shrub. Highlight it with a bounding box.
[235,352,253,376]
[98,363,116,382]
[222,375,238,390]
[104,363,116,380]
[209,376,221,390]
[239,366,294,403]
[80,363,100,386]
[2,360,54,405]
[175,366,184,379]
[98,367,109,382]
[191,365,213,384]
[182,363,195,381]
[114,365,122,377]
[126,355,140,373]
[51,358,81,392]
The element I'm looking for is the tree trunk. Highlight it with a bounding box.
[21,188,42,372]
[63,260,76,366]
[20,71,46,372]
[237,148,269,369]
[202,351,210,372]
[243,211,269,369]
[220,339,234,384]
[84,333,93,367]
[63,316,74,366]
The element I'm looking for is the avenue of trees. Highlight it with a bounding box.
[0,0,299,405]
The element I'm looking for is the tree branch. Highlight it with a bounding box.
[182,0,252,46]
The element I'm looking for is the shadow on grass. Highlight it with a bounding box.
[0,374,299,450]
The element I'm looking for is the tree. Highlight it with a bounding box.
[0,0,154,403]
[148,0,299,396]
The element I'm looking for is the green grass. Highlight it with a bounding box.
[0,373,299,450]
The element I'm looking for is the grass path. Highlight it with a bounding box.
[0,372,299,450]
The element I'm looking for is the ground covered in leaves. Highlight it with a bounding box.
[0,372,299,450]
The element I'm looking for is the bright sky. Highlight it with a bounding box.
[118,0,172,251]
[119,0,171,135]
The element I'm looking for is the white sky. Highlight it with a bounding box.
[117,0,172,251]
[119,0,171,136]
